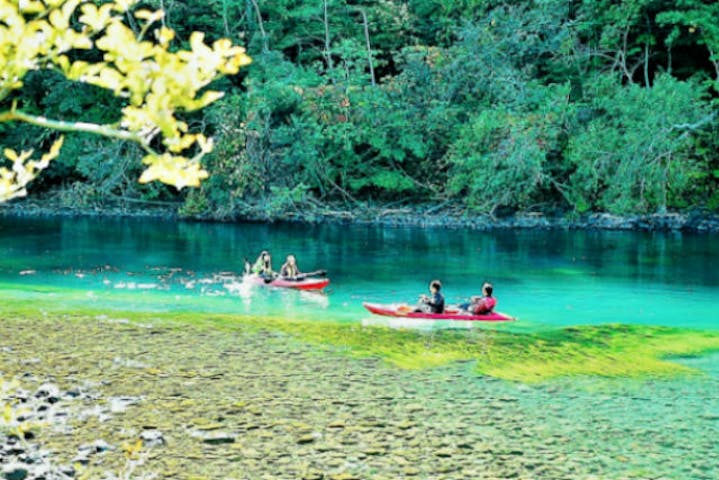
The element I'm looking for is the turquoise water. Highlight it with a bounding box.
[2,215,719,479]
[0,215,718,330]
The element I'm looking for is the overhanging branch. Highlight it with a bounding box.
[0,108,157,156]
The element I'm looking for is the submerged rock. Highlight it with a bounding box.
[191,428,237,445]
[74,439,113,464]
[1,464,28,480]
[140,430,166,447]
[108,396,141,413]
[201,434,236,445]
[296,434,316,444]
[34,383,60,404]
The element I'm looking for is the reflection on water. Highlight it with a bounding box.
[0,215,717,329]
[360,316,476,330]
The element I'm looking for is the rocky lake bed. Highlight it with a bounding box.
[2,313,718,480]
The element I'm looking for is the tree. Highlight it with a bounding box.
[0,0,251,202]
[565,74,712,214]
[446,83,574,214]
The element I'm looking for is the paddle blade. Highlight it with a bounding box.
[297,270,327,279]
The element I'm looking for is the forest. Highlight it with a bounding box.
[3,0,719,220]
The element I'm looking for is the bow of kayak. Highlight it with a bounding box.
[363,302,515,322]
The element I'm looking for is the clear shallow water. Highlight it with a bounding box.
[0,215,717,330]
[2,215,719,479]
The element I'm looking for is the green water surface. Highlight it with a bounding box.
[0,215,717,330]
[2,215,719,478]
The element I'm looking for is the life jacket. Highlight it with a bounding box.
[473,296,496,314]
[252,259,271,274]
[251,259,264,274]
[281,263,299,277]
[430,292,445,314]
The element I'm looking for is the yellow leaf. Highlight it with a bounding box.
[164,134,197,153]
[3,149,18,161]
[96,67,125,93]
[196,134,214,154]
[40,136,64,163]
[134,9,164,23]
[18,0,46,14]
[122,438,143,458]
[17,150,34,163]
[189,32,206,51]
[155,26,175,46]
[55,55,71,72]
[112,0,138,13]
[79,3,114,32]
[186,90,224,111]
[61,0,82,21]
[71,33,93,50]
[3,403,12,423]
[49,8,68,30]
[139,154,208,189]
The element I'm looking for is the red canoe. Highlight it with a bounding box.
[247,274,330,291]
[363,302,515,322]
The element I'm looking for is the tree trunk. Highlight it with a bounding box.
[643,40,650,88]
[249,0,268,53]
[359,9,376,86]
[323,0,333,71]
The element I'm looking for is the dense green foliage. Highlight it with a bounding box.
[4,0,719,218]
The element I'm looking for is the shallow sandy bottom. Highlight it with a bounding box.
[1,314,718,479]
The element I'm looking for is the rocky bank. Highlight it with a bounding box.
[3,202,719,232]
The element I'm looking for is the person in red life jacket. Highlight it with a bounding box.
[415,279,445,313]
[459,282,496,314]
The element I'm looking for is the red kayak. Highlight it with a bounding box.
[247,274,330,291]
[363,302,515,322]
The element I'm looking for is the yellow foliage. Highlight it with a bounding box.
[122,438,143,459]
[0,137,64,200]
[0,0,251,202]
[138,153,209,189]
[2,403,12,424]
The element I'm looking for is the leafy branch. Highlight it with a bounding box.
[0,0,252,202]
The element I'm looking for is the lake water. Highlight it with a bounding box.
[2,214,719,479]
[0,215,717,331]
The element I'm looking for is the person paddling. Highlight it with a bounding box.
[279,254,328,282]
[459,282,496,314]
[250,251,275,281]
[415,280,445,314]
[280,254,300,279]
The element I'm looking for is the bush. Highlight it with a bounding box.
[566,74,713,214]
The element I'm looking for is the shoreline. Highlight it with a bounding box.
[3,200,719,232]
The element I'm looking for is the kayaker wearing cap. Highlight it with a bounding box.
[415,280,445,314]
[459,282,496,314]
[280,254,301,279]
